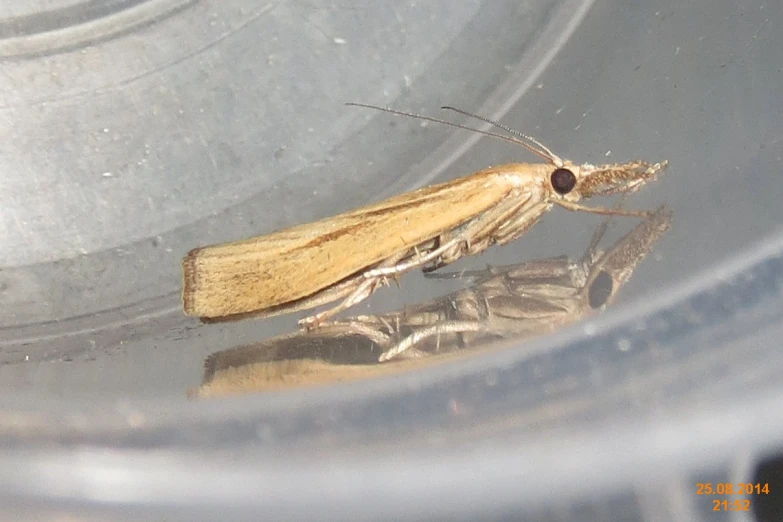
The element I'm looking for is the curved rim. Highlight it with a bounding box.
[0,0,196,58]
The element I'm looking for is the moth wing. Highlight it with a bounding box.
[183,167,532,318]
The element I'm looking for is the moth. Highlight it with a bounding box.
[182,104,668,327]
[191,207,672,397]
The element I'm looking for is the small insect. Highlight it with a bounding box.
[182,103,668,327]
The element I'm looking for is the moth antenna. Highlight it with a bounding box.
[441,106,562,165]
[346,102,556,164]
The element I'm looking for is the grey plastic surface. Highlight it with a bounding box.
[1,0,782,520]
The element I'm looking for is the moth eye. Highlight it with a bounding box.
[551,168,577,194]
[588,270,614,309]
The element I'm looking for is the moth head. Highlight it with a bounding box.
[546,159,667,203]
[546,161,583,203]
[564,160,669,201]
[578,205,673,308]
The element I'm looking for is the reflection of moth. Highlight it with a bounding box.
[190,207,671,398]
[371,205,673,361]
[182,104,667,328]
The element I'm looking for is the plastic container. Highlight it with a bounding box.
[1,0,782,520]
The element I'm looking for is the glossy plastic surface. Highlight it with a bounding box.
[1,0,782,520]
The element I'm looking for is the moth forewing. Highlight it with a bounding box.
[182,165,539,319]
[182,104,668,326]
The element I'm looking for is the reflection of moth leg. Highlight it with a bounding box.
[378,320,487,362]
[315,320,395,348]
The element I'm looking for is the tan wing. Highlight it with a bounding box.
[182,164,539,318]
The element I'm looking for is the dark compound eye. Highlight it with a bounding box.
[588,270,614,309]
[551,168,577,194]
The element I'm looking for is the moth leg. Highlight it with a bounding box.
[362,236,465,278]
[365,193,534,279]
[379,320,486,361]
[299,275,391,328]
[427,197,544,270]
[314,319,395,348]
[492,202,557,246]
[299,250,410,328]
[554,200,653,217]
